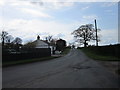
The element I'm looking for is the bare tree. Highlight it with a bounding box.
[12,37,22,51]
[50,38,57,45]
[45,35,53,43]
[72,24,100,47]
[12,37,22,45]
[6,35,14,43]
[0,31,8,46]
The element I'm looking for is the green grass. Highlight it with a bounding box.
[3,56,60,67]
[81,48,120,61]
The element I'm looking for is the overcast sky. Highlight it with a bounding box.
[0,0,119,46]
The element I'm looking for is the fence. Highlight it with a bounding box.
[2,48,51,62]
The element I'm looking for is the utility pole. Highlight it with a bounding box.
[95,19,98,46]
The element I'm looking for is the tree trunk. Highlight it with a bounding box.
[84,40,87,47]
[2,38,5,47]
[83,33,87,47]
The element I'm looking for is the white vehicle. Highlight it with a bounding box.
[55,51,61,54]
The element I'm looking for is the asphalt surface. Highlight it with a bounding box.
[2,49,119,88]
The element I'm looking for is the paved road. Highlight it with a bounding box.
[3,49,119,88]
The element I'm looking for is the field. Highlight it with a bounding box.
[81,44,120,61]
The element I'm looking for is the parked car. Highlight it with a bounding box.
[55,50,61,54]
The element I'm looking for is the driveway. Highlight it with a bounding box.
[2,49,119,88]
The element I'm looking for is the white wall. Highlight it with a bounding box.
[35,40,56,54]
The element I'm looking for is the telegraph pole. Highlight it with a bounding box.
[95,19,98,46]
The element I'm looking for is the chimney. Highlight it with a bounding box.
[37,35,40,40]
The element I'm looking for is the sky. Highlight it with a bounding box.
[0,0,119,46]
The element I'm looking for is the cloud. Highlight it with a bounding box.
[105,9,116,15]
[2,19,77,44]
[55,33,65,38]
[2,18,118,45]
[30,1,44,6]
[9,0,33,6]
[99,29,118,45]
[101,2,117,7]
[81,6,89,10]
[0,0,5,6]
[1,0,74,10]
[0,0,119,7]
[0,0,7,6]
[1,0,118,46]
[32,0,119,2]
[82,15,98,22]
[30,1,74,10]
[20,8,51,18]
[52,2,74,7]
[105,10,113,12]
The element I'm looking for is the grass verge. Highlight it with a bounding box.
[81,48,120,61]
[3,48,71,67]
[3,56,60,67]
